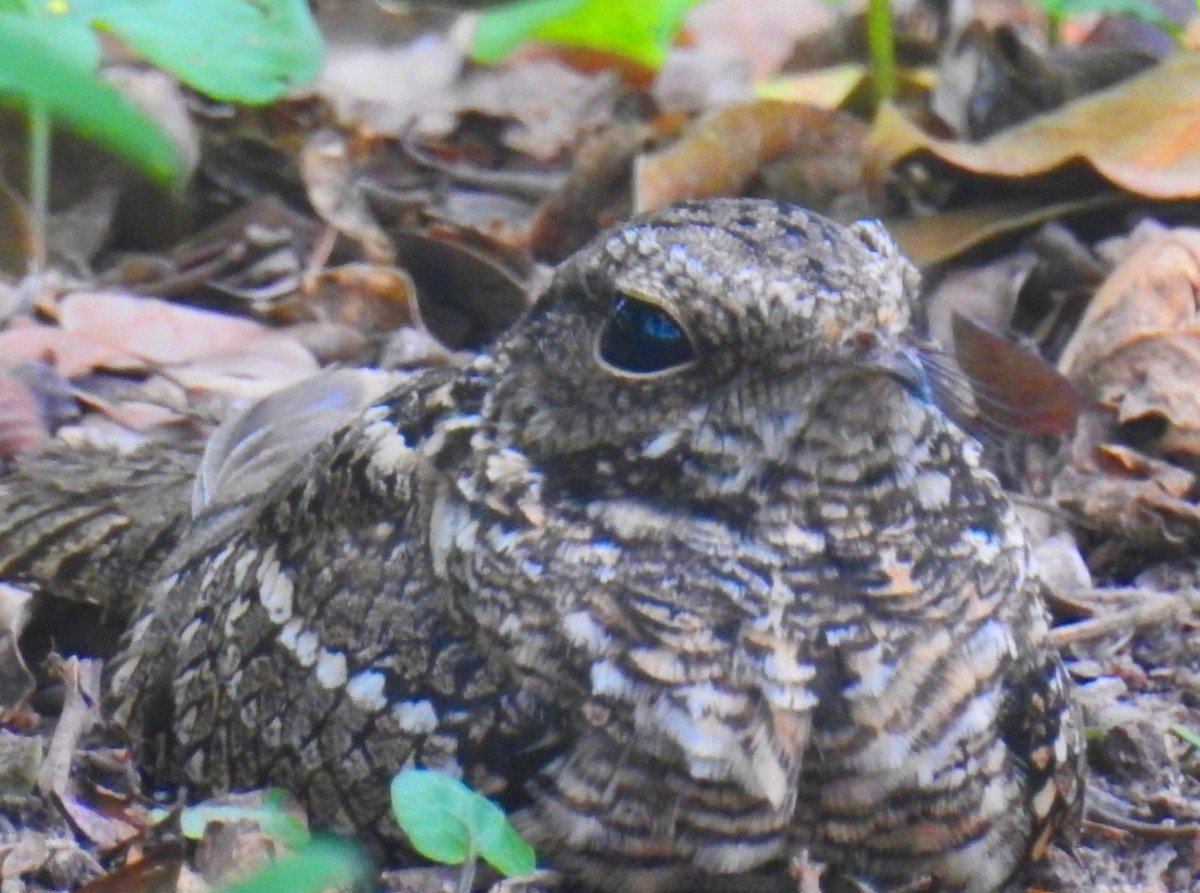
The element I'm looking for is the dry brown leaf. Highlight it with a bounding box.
[73,855,181,893]
[634,100,857,212]
[126,195,322,311]
[651,49,753,113]
[393,227,531,349]
[866,52,1200,199]
[1053,225,1200,547]
[883,193,1125,268]
[531,119,665,263]
[755,65,867,110]
[303,263,420,332]
[1057,228,1200,460]
[1053,455,1200,550]
[58,292,268,367]
[72,393,190,434]
[35,658,141,849]
[924,252,1035,351]
[951,314,1080,436]
[0,321,145,377]
[929,24,1157,142]
[434,59,623,162]
[1058,228,1200,377]
[57,791,142,852]
[56,416,169,454]
[286,321,370,365]
[300,129,395,264]
[0,829,50,877]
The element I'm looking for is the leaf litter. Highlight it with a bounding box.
[0,1,1198,891]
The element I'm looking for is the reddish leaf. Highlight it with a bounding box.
[952,312,1081,436]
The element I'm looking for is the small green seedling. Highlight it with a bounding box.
[865,0,896,103]
[391,768,536,893]
[214,837,370,893]
[0,0,323,271]
[470,0,703,69]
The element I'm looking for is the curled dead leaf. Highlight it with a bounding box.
[866,52,1200,200]
[634,100,860,212]
[1054,225,1200,549]
[393,226,531,349]
[1059,228,1200,461]
[1058,228,1200,377]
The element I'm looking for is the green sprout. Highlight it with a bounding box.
[0,0,323,272]
[391,768,536,893]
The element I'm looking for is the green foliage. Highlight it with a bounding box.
[179,789,312,848]
[71,0,324,103]
[214,837,370,893]
[471,0,703,69]
[0,10,183,182]
[390,768,536,877]
[865,0,895,103]
[0,0,323,184]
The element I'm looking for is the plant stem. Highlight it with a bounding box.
[27,101,50,276]
[1045,12,1062,46]
[456,835,479,893]
[866,0,897,104]
[456,849,478,893]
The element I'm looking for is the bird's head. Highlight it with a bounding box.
[484,199,927,508]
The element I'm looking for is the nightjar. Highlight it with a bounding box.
[98,199,1083,892]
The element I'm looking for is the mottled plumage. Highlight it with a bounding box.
[22,200,1085,892]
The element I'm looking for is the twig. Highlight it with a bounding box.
[1051,592,1193,646]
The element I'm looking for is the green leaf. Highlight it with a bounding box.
[67,0,324,104]
[472,0,703,69]
[390,769,536,877]
[473,795,537,877]
[214,837,369,893]
[471,0,586,62]
[180,789,311,848]
[24,5,102,72]
[0,12,186,183]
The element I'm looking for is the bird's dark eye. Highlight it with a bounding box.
[598,295,694,375]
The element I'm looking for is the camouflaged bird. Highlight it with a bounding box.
[16,200,1085,892]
